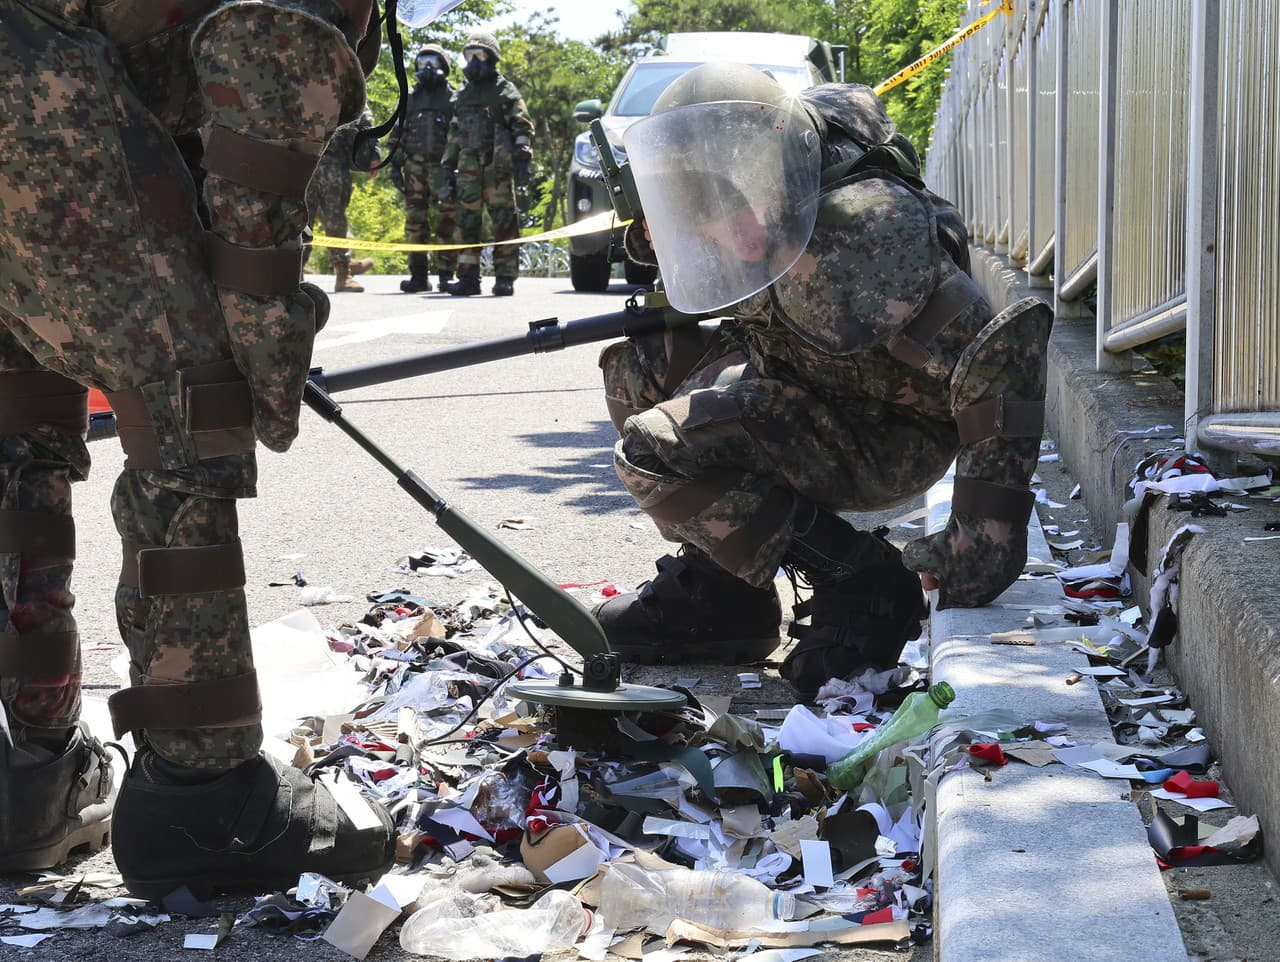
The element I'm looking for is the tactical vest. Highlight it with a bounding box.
[451,76,522,165]
[400,84,454,160]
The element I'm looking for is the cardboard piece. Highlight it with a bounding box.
[521,824,606,884]
[664,917,910,948]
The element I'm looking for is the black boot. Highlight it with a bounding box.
[400,267,431,293]
[0,723,114,871]
[779,502,926,702]
[492,276,515,296]
[445,265,481,296]
[593,548,781,665]
[112,750,395,900]
[437,271,453,292]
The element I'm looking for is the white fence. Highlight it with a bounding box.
[926,0,1280,458]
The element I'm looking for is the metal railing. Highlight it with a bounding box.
[926,0,1280,459]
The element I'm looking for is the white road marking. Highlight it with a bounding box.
[313,310,451,351]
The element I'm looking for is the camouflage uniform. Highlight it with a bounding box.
[442,60,533,279]
[393,59,457,280]
[604,84,1051,612]
[0,0,370,772]
[305,105,379,271]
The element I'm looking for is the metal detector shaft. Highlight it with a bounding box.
[312,306,702,396]
[302,378,609,657]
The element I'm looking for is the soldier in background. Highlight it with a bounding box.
[391,45,458,293]
[441,32,534,297]
[306,105,379,293]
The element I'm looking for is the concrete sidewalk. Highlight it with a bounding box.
[925,470,1188,962]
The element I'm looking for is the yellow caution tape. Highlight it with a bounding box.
[310,210,629,253]
[874,0,1013,97]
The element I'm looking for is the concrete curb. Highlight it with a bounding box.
[967,245,1280,887]
[926,471,1188,962]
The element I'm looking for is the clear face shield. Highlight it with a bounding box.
[622,99,821,314]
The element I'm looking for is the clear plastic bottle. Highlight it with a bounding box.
[398,889,588,959]
[600,862,795,933]
[827,682,956,791]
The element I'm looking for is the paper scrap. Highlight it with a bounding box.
[183,934,219,950]
[1,935,53,948]
[1149,789,1234,812]
[799,839,835,888]
[322,890,402,960]
[738,673,762,690]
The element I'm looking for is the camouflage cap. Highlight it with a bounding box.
[416,43,451,75]
[464,32,501,62]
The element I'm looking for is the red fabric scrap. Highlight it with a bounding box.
[851,721,875,732]
[861,907,895,925]
[1163,770,1220,798]
[1167,845,1216,863]
[968,743,1009,765]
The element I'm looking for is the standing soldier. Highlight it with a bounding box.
[392,46,458,294]
[306,105,379,293]
[441,33,534,297]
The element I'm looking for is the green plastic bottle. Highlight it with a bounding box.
[827,682,956,791]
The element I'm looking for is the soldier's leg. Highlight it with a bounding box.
[400,156,432,291]
[0,327,113,871]
[0,0,391,890]
[596,326,784,665]
[428,163,458,285]
[487,165,520,293]
[610,367,946,695]
[445,156,482,295]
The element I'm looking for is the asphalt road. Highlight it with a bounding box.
[4,272,926,961]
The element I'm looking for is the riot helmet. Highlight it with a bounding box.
[621,62,822,314]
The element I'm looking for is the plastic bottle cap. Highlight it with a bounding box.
[929,681,956,707]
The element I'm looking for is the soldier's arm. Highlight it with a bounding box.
[441,94,461,168]
[504,85,534,152]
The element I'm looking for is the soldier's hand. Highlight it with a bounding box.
[389,166,405,192]
[513,157,530,185]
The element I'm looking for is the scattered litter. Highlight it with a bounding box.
[1038,453,1060,462]
[298,584,354,606]
[738,672,762,690]
[497,516,537,530]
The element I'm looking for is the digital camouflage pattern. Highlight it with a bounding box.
[0,0,368,766]
[306,106,379,267]
[394,76,457,275]
[606,84,1050,607]
[442,73,532,275]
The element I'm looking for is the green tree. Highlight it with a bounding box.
[497,13,628,231]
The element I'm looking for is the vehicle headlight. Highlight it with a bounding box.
[574,134,600,168]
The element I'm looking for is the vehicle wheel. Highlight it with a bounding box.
[624,261,658,286]
[570,252,611,292]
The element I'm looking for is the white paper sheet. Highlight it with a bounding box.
[1149,789,1234,812]
[799,839,835,888]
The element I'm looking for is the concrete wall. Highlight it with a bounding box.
[968,246,1280,881]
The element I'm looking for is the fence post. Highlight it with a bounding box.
[1053,0,1080,312]
[1026,2,1050,287]
[1184,0,1223,461]
[1094,0,1128,371]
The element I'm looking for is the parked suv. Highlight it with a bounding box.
[567,31,841,292]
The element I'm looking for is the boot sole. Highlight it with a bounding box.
[0,816,111,872]
[612,634,780,667]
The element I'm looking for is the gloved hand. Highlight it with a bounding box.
[389,165,404,193]
[441,168,457,202]
[513,145,532,186]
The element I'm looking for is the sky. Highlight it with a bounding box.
[474,0,635,44]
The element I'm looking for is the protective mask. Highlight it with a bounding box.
[463,58,494,82]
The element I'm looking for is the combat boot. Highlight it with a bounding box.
[779,502,926,702]
[0,723,114,871]
[594,547,781,666]
[492,276,515,297]
[112,750,396,900]
[437,271,453,292]
[349,257,374,275]
[445,265,481,296]
[333,261,364,293]
[400,267,432,293]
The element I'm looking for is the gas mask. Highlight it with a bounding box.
[463,48,494,82]
[415,54,446,86]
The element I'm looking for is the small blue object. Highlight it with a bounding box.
[1140,767,1176,784]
